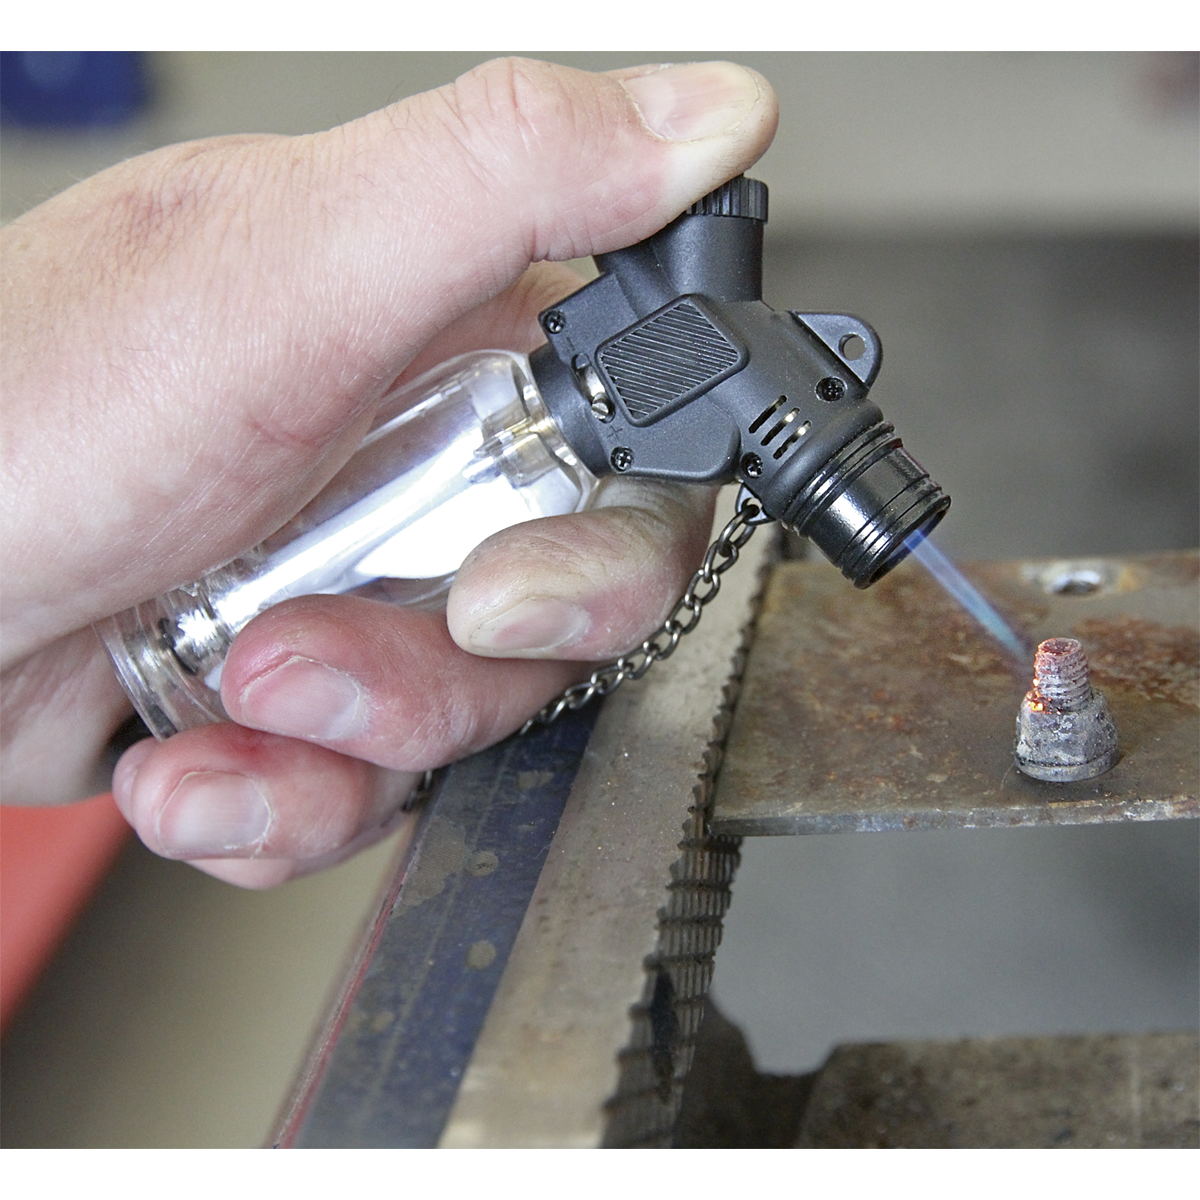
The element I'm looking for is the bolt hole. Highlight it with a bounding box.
[741,453,763,478]
[1047,569,1104,596]
[839,333,866,361]
[816,377,846,403]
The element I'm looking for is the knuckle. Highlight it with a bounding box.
[445,57,577,165]
[102,137,272,274]
[411,57,622,260]
[395,695,485,768]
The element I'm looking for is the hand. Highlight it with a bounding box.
[0,58,777,886]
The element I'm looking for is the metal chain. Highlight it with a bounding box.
[520,493,775,735]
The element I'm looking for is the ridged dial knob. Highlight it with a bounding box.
[685,175,768,221]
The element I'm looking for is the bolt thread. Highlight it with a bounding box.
[1030,637,1093,710]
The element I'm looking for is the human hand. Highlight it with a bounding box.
[0,58,777,886]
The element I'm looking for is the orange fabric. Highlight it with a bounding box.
[0,794,131,1032]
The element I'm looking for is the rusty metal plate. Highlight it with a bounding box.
[711,551,1199,836]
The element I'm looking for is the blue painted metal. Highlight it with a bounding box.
[282,702,600,1147]
[1,53,149,128]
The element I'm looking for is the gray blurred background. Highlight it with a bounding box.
[2,52,1197,1145]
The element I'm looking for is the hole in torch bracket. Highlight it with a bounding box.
[839,333,866,361]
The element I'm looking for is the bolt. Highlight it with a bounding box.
[816,376,846,402]
[1014,638,1119,782]
[610,446,634,472]
[572,358,614,421]
[741,453,763,478]
[543,310,566,334]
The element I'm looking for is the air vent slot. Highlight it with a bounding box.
[748,396,785,434]
[773,419,811,459]
[749,396,810,462]
[762,407,802,446]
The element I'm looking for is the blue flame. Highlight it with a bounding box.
[903,531,1027,663]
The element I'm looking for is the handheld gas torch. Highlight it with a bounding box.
[98,176,950,739]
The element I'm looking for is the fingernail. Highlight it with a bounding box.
[469,598,589,654]
[112,738,155,810]
[622,62,762,142]
[156,771,271,857]
[238,656,367,740]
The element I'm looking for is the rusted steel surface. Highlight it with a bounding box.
[712,551,1199,835]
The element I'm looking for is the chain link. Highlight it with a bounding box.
[520,494,775,734]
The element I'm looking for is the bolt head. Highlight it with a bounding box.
[741,453,763,478]
[1014,689,1120,782]
[816,377,846,402]
[610,446,634,472]
[543,310,566,334]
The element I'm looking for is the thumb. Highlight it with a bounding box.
[336,58,778,336]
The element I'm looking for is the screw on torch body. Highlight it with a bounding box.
[1014,638,1120,783]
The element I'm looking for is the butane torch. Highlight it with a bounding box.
[98,176,950,739]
